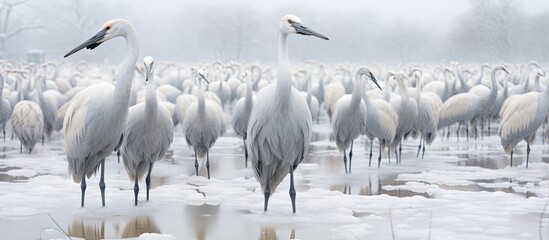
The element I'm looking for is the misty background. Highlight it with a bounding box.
[3,0,549,64]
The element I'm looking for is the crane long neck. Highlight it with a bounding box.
[476,66,485,85]
[245,76,253,108]
[0,75,4,100]
[443,71,449,98]
[489,68,500,101]
[383,76,391,102]
[113,28,139,112]
[276,31,291,110]
[197,81,206,116]
[523,72,531,91]
[145,75,158,118]
[35,76,45,104]
[362,81,371,105]
[397,78,409,99]
[306,73,312,105]
[543,76,549,96]
[351,75,364,107]
[415,76,421,106]
[503,75,509,98]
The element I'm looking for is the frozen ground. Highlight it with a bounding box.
[0,116,548,240]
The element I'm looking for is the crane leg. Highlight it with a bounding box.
[487,119,491,136]
[264,174,271,212]
[146,162,152,201]
[2,125,5,142]
[481,119,484,139]
[206,150,211,179]
[80,174,86,207]
[447,126,450,140]
[20,142,22,153]
[442,130,445,142]
[456,123,461,142]
[343,148,348,173]
[388,147,391,164]
[394,148,398,164]
[99,158,106,207]
[378,142,382,168]
[421,138,426,159]
[369,139,373,167]
[134,174,139,206]
[398,142,402,163]
[116,150,120,163]
[349,140,354,173]
[510,151,513,167]
[244,140,248,168]
[526,143,530,168]
[194,149,199,176]
[416,135,423,158]
[289,166,296,214]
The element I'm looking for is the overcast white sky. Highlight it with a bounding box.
[185,0,548,32]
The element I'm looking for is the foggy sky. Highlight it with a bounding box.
[5,0,549,64]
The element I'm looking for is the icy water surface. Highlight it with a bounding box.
[0,117,548,240]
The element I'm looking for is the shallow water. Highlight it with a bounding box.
[0,116,548,240]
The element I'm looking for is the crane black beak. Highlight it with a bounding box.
[198,72,210,84]
[292,22,329,40]
[369,72,382,91]
[145,63,154,82]
[502,67,510,75]
[64,28,108,58]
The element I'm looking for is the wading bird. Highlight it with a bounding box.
[499,69,546,168]
[120,56,174,205]
[232,72,254,168]
[333,67,381,173]
[63,19,139,207]
[247,14,328,213]
[182,69,223,179]
[10,100,43,153]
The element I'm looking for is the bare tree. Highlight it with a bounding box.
[196,5,263,61]
[0,0,40,57]
[447,0,526,62]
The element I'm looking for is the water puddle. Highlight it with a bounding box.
[0,166,30,182]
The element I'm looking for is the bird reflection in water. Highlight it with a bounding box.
[122,215,160,238]
[259,227,297,240]
[185,203,220,240]
[68,219,104,240]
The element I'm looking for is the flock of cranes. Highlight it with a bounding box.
[0,16,547,214]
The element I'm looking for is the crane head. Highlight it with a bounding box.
[144,56,154,82]
[64,19,134,58]
[197,69,209,84]
[280,14,329,40]
[357,66,382,91]
[501,66,510,75]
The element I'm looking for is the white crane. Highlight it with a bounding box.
[232,72,254,168]
[333,67,381,173]
[10,100,43,153]
[467,66,507,139]
[182,69,223,179]
[120,56,174,205]
[0,73,12,141]
[63,19,139,207]
[390,74,418,163]
[409,70,440,159]
[246,14,328,213]
[499,71,548,168]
